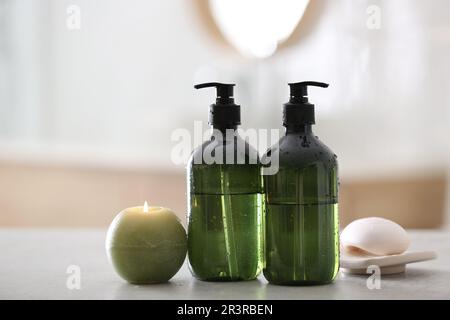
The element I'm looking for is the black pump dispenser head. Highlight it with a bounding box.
[283,81,329,126]
[194,82,240,127]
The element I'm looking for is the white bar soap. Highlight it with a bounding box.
[340,217,437,274]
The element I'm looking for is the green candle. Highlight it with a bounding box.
[106,202,187,284]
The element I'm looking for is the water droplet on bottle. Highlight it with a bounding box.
[301,136,310,147]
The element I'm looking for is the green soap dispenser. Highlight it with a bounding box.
[187,82,263,281]
[263,81,339,285]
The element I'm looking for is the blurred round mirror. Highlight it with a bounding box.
[208,0,310,58]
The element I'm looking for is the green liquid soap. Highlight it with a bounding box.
[188,191,263,281]
[265,203,339,284]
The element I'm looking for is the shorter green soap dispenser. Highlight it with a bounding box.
[263,81,339,285]
[187,82,263,282]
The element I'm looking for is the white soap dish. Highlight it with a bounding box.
[340,250,437,275]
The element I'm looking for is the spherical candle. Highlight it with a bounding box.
[106,202,187,284]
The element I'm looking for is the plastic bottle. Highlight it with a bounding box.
[263,81,339,285]
[187,82,263,281]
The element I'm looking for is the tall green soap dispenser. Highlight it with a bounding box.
[263,81,339,285]
[187,82,263,281]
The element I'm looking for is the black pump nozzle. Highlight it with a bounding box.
[194,82,240,126]
[194,82,235,105]
[283,81,329,126]
[288,81,329,103]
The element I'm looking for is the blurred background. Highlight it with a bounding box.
[0,0,449,229]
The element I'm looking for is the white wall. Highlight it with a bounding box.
[1,0,449,180]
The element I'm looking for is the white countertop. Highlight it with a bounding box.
[0,229,449,300]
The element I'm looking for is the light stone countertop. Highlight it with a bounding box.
[0,229,449,300]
